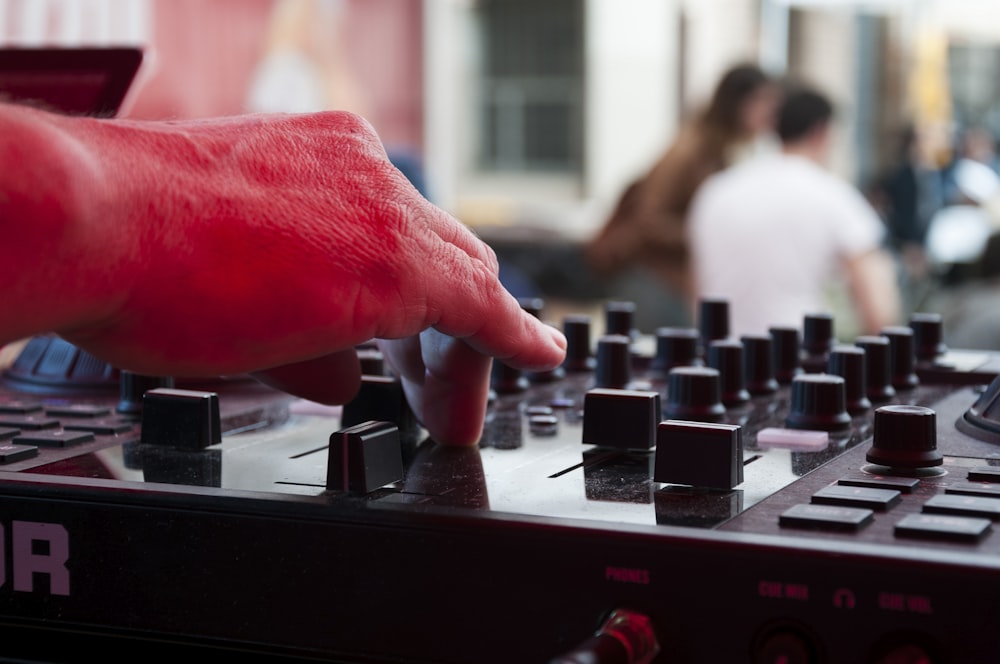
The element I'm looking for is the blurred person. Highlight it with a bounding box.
[925,231,1000,351]
[688,86,900,337]
[585,63,779,313]
[0,102,566,447]
[942,125,1000,207]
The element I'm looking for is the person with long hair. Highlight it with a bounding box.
[586,64,778,312]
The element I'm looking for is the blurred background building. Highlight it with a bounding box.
[3,0,1000,342]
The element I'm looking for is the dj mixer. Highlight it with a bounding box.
[1,300,1000,663]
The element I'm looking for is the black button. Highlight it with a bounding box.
[967,467,1000,483]
[838,474,919,493]
[0,416,60,430]
[63,420,134,435]
[811,485,901,511]
[894,513,991,542]
[0,401,43,414]
[924,494,1000,519]
[45,405,112,418]
[582,388,660,450]
[14,430,95,448]
[0,443,38,464]
[326,421,403,494]
[655,420,743,490]
[945,481,1000,498]
[779,504,874,531]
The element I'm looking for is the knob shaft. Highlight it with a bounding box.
[827,346,871,415]
[802,313,835,372]
[562,315,595,372]
[769,326,802,385]
[742,334,779,396]
[604,301,636,338]
[698,298,730,347]
[649,327,699,377]
[882,326,919,391]
[856,336,896,403]
[910,312,947,361]
[118,372,175,415]
[707,339,750,407]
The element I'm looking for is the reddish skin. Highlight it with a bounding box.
[0,104,566,445]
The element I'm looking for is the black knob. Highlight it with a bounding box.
[664,367,725,422]
[490,360,528,394]
[707,339,750,407]
[827,346,871,415]
[117,372,175,415]
[802,313,835,372]
[604,301,636,338]
[140,387,221,449]
[910,312,947,362]
[595,334,632,389]
[562,315,595,372]
[698,298,730,346]
[785,374,850,431]
[867,405,942,469]
[742,334,779,396]
[881,326,919,391]
[855,335,896,403]
[650,327,700,377]
[769,326,802,385]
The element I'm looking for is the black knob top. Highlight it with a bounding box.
[604,301,636,338]
[881,326,919,391]
[562,315,595,372]
[117,372,176,415]
[664,367,725,422]
[827,346,871,415]
[707,339,750,407]
[769,326,802,385]
[855,335,896,403]
[595,334,632,389]
[785,374,851,431]
[909,313,947,362]
[698,298,730,346]
[742,334,779,395]
[650,327,700,376]
[867,405,942,469]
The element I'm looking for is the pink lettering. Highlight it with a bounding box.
[605,566,650,585]
[878,592,906,611]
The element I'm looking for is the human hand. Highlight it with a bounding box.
[2,106,565,444]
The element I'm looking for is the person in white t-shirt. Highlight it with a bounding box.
[688,86,899,336]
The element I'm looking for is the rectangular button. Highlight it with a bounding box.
[812,485,901,511]
[945,482,1000,498]
[895,513,992,543]
[0,443,38,464]
[924,494,1000,520]
[967,467,1000,483]
[45,405,112,418]
[838,474,919,494]
[63,420,134,435]
[0,401,43,414]
[779,503,873,531]
[0,417,60,430]
[0,428,20,442]
[14,431,95,448]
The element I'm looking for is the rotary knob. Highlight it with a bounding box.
[707,339,750,407]
[604,301,637,339]
[698,298,730,347]
[866,405,942,470]
[785,374,850,432]
[827,346,871,415]
[855,335,896,404]
[649,327,700,378]
[595,335,632,389]
[801,313,835,372]
[881,326,919,391]
[664,367,725,422]
[769,326,802,385]
[491,360,528,394]
[562,315,595,372]
[909,312,947,362]
[742,334,779,396]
